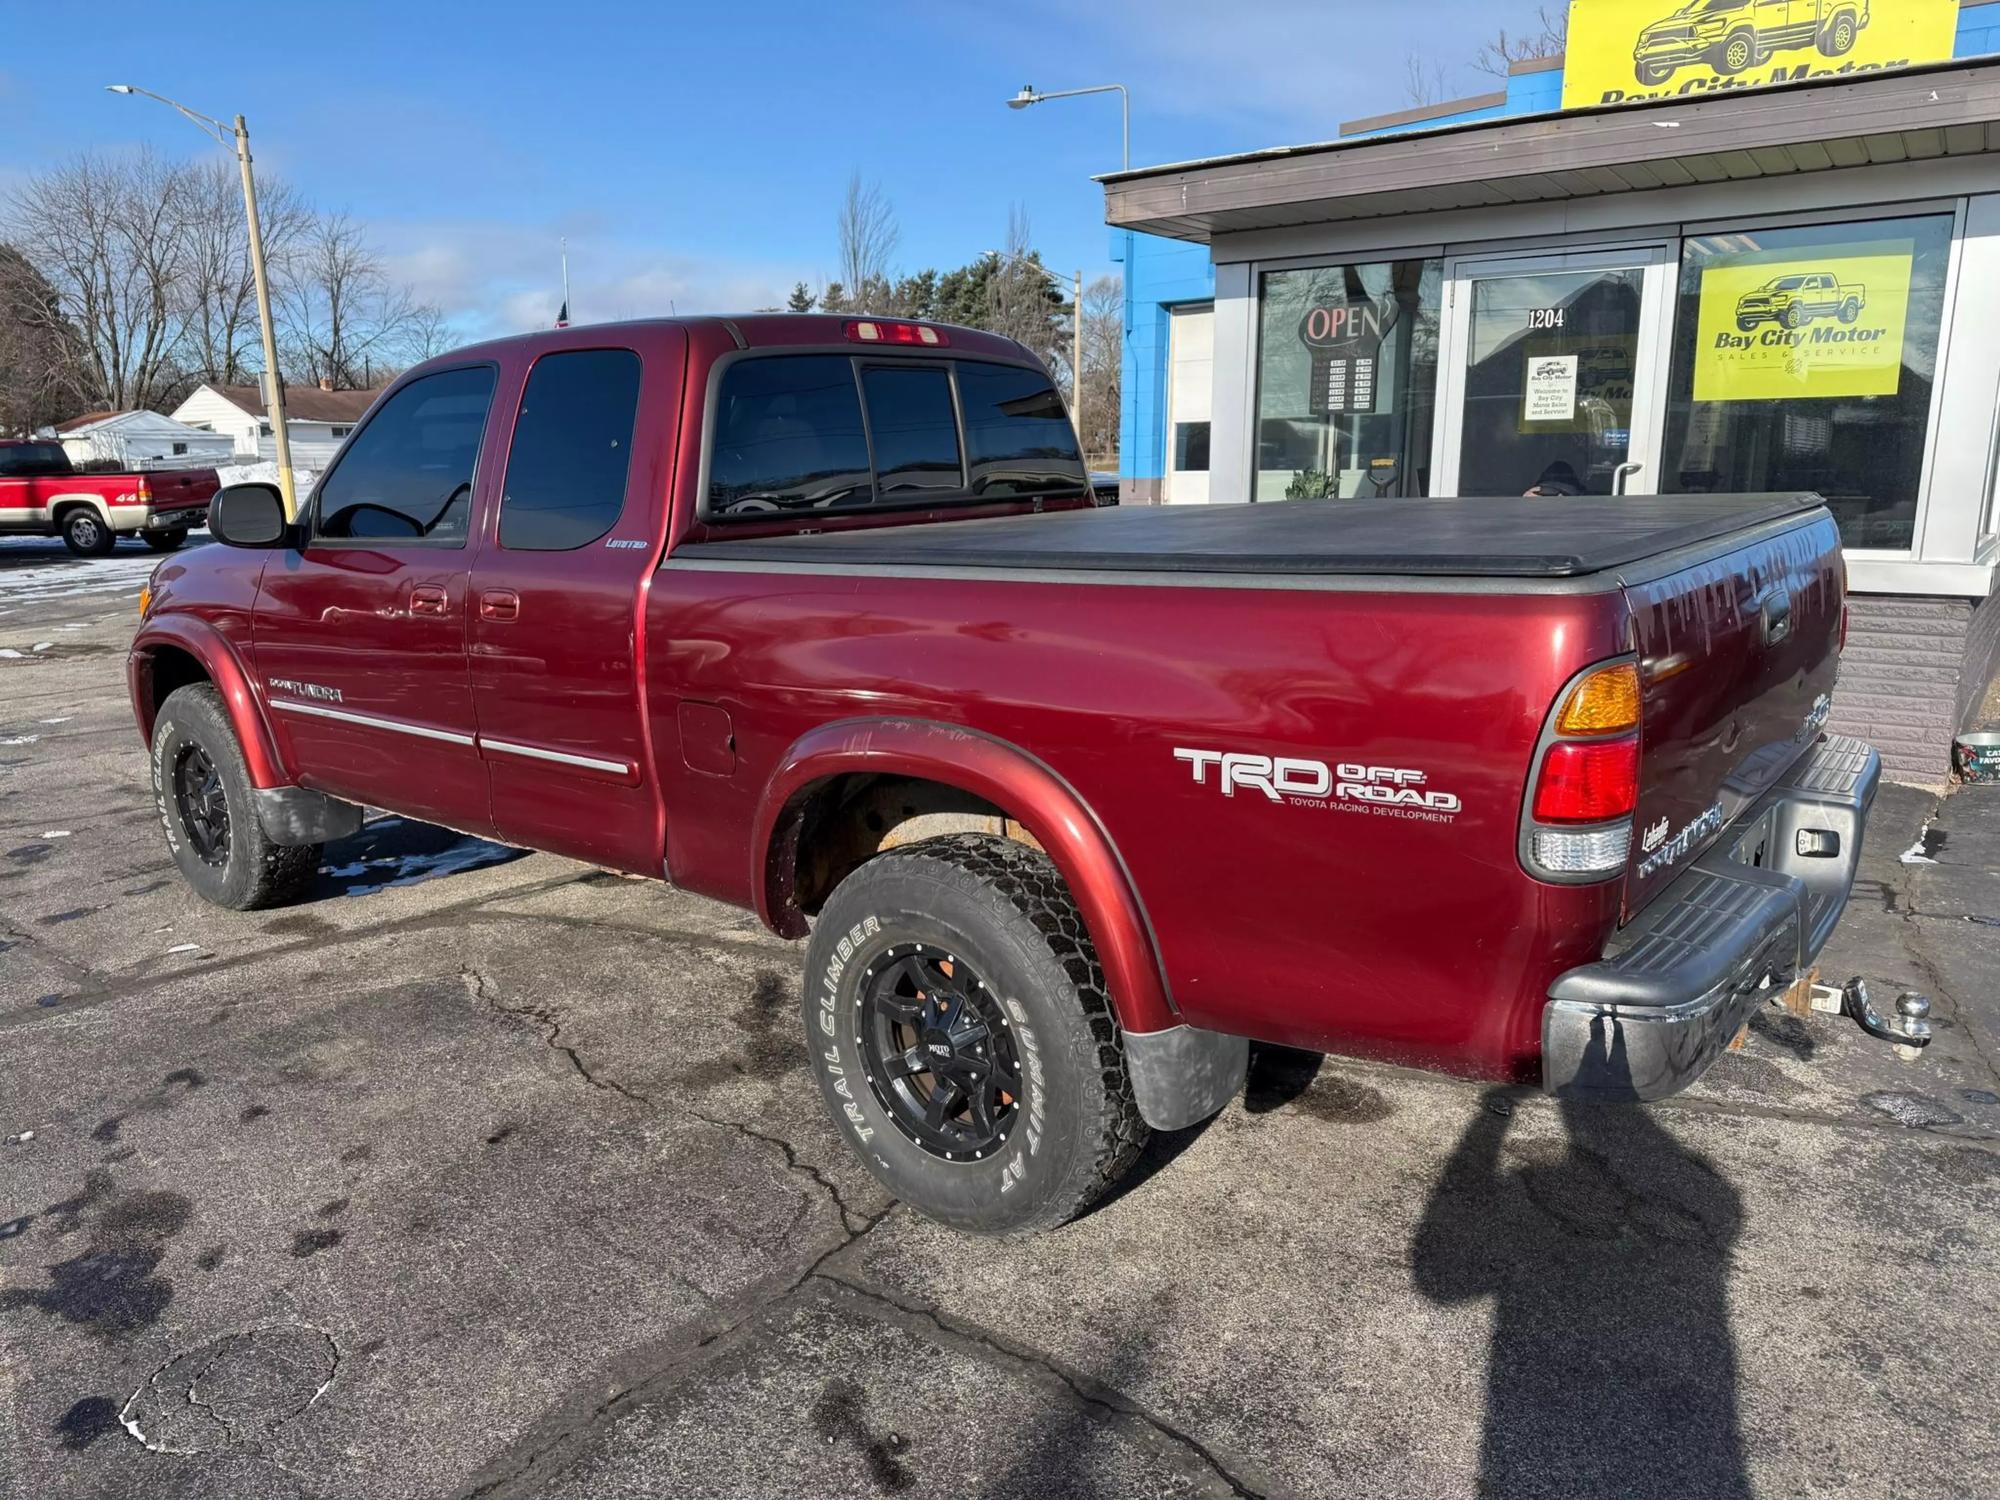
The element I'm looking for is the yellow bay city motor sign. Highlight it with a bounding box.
[1562,0,1961,109]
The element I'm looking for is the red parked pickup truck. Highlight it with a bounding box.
[128,315,1911,1234]
[0,439,218,555]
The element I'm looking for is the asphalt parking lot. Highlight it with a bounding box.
[3,534,1998,1500]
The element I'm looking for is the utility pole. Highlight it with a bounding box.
[234,115,297,519]
[1073,268,1085,462]
[109,86,298,518]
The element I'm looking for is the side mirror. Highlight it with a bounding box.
[208,483,290,548]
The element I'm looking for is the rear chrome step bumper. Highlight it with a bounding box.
[1542,734,1879,1102]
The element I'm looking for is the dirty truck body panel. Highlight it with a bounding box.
[132,314,1863,1157]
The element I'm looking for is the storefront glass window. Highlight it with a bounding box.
[1661,213,1953,551]
[1254,259,1442,501]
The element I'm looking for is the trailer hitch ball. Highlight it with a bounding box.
[1808,978,1933,1056]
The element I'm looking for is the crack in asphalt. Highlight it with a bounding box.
[461,967,655,1109]
[460,1201,899,1500]
[458,965,882,1234]
[811,1271,1269,1500]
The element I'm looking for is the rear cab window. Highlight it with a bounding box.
[499,348,643,550]
[706,353,1082,520]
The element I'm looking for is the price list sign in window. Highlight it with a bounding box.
[1303,300,1388,417]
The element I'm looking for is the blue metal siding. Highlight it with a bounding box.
[1117,8,2000,485]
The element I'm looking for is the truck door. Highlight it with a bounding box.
[252,364,499,835]
[466,339,675,872]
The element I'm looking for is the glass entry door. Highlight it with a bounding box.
[1434,247,1675,497]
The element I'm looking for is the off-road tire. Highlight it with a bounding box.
[1783,302,1809,329]
[803,834,1148,1235]
[1636,59,1674,86]
[61,509,116,557]
[1820,15,1857,56]
[142,530,188,553]
[152,684,319,910]
[1837,298,1861,324]
[1719,29,1756,74]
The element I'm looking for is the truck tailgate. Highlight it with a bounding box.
[1620,508,1845,920]
[143,469,220,512]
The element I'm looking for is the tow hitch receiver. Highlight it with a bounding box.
[1812,977,1932,1060]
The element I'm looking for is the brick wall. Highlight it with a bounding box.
[1957,585,2000,734]
[1831,594,1975,786]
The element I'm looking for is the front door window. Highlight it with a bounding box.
[1458,267,1644,496]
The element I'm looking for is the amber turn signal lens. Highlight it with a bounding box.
[1555,662,1641,736]
[137,585,151,618]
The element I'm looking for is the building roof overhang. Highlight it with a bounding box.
[1101,58,2000,243]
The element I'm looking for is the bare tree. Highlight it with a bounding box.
[175,158,309,386]
[1406,53,1452,108]
[1077,273,1122,466]
[6,151,194,411]
[836,173,899,314]
[1471,5,1568,79]
[983,206,1065,373]
[277,211,435,388]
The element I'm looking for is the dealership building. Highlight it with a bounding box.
[1104,1,2000,783]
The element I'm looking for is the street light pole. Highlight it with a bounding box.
[108,85,298,519]
[1005,83,1130,465]
[1005,82,1130,171]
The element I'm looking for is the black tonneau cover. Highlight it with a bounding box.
[685,494,1823,579]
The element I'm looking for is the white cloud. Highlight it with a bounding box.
[375,219,813,340]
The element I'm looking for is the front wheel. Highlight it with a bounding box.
[61,509,116,557]
[1718,29,1757,74]
[142,530,188,553]
[1635,59,1674,86]
[1783,303,1809,329]
[152,684,320,910]
[803,835,1147,1235]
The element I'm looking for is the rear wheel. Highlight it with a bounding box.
[61,509,116,557]
[142,530,188,553]
[1821,14,1857,56]
[803,835,1147,1235]
[1837,298,1861,324]
[152,684,319,910]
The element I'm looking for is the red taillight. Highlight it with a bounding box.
[1532,737,1640,824]
[844,319,947,347]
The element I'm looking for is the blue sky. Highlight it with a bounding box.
[2,0,1541,337]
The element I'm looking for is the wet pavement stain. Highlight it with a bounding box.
[0,1174,193,1338]
[810,1377,913,1494]
[1747,1009,1817,1062]
[1863,1091,1965,1128]
[289,1228,342,1258]
[53,1395,122,1451]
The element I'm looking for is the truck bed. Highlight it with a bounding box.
[685,493,1823,580]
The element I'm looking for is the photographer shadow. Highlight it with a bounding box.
[1413,1036,1751,1499]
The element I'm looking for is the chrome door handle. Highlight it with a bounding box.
[1611,461,1644,495]
[479,589,520,622]
[409,584,449,616]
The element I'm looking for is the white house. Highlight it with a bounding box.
[51,410,237,470]
[171,381,379,470]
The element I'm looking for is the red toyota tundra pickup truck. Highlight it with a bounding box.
[127,314,1909,1234]
[0,439,218,555]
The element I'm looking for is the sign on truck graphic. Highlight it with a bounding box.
[1692,241,1914,403]
[1562,0,1960,109]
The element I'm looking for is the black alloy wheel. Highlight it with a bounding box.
[173,742,230,865]
[858,942,1023,1162]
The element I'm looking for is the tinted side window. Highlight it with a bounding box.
[860,365,962,495]
[956,362,1085,497]
[500,349,642,551]
[709,355,871,517]
[315,367,494,545]
[0,443,70,476]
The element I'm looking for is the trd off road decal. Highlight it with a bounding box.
[1174,748,1461,823]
